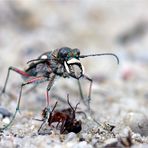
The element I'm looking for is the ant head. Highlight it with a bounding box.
[58,47,84,79]
[69,119,82,133]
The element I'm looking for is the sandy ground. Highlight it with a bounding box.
[0,0,148,147]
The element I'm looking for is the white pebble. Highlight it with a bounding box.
[76,141,92,148]
[104,138,118,147]
[65,132,77,142]
[2,117,10,124]
[124,112,148,136]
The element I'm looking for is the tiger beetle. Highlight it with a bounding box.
[0,47,119,130]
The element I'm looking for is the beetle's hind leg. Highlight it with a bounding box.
[1,66,31,95]
[0,76,48,131]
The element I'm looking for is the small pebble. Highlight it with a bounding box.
[65,132,77,142]
[76,141,92,148]
[103,138,118,147]
[124,112,148,136]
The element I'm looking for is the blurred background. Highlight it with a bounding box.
[0,0,148,134]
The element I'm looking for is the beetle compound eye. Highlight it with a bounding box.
[62,52,68,58]
[73,48,80,58]
[58,47,71,60]
[60,51,67,58]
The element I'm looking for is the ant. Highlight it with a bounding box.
[38,96,82,134]
[0,47,119,130]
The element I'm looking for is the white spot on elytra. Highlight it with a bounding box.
[41,55,48,59]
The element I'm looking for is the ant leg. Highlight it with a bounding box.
[0,76,48,131]
[38,120,46,134]
[1,66,30,94]
[60,120,66,134]
[56,122,60,129]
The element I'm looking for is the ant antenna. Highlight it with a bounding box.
[67,94,80,119]
[80,53,119,64]
[67,94,80,111]
[75,102,80,112]
[67,94,74,111]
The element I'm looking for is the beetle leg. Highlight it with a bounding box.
[24,83,38,94]
[46,74,56,107]
[17,76,48,114]
[1,66,31,94]
[83,75,93,100]
[77,75,93,111]
[83,75,93,111]
[77,79,86,105]
[0,76,48,130]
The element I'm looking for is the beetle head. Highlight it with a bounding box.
[58,47,84,79]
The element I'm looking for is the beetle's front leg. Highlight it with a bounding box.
[77,75,93,111]
[83,75,93,101]
[83,75,93,111]
[77,79,85,104]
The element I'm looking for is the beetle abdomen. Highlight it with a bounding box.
[24,63,38,77]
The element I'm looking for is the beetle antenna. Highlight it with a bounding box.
[80,53,119,64]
